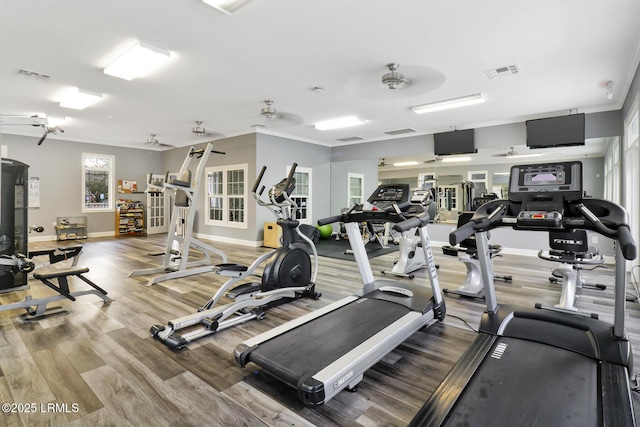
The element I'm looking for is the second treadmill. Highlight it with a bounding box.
[235,183,445,405]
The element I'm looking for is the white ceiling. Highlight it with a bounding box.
[1,0,640,152]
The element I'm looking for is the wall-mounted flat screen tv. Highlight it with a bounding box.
[526,113,585,149]
[434,129,476,156]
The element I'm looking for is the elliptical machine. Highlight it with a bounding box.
[151,163,321,350]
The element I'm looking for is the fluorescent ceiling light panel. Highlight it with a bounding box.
[393,161,420,167]
[411,93,485,114]
[510,153,542,159]
[104,42,171,81]
[202,0,251,14]
[59,89,103,110]
[441,156,472,163]
[46,115,68,127]
[314,116,366,131]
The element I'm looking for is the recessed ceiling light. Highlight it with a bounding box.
[59,89,103,110]
[411,93,485,114]
[104,42,172,81]
[314,116,367,131]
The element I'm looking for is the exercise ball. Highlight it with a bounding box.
[317,224,333,239]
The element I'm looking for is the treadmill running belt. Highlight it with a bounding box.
[444,336,597,426]
[248,297,411,387]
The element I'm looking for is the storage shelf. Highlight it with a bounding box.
[116,201,145,237]
[55,216,87,241]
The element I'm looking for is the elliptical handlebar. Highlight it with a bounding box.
[252,164,300,220]
[284,163,298,193]
[253,165,267,194]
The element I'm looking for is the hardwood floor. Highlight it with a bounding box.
[1,233,639,426]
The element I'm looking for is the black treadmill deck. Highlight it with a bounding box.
[246,296,424,388]
[444,336,597,426]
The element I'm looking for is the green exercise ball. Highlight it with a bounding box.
[317,224,333,239]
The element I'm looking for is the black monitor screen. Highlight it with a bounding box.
[434,129,476,156]
[525,114,585,149]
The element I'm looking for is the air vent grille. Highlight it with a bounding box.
[485,64,521,79]
[384,128,417,136]
[336,136,364,142]
[17,69,50,82]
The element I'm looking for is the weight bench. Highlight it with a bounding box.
[29,245,83,269]
[0,267,113,321]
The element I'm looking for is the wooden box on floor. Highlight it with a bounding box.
[263,222,282,248]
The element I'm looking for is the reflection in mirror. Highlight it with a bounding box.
[492,172,510,198]
[376,137,609,222]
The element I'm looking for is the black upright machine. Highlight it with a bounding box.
[235,183,445,405]
[0,158,32,292]
[411,161,637,426]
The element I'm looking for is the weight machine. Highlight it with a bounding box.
[128,143,228,286]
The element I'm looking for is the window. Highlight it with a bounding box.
[623,95,639,259]
[604,138,620,203]
[82,153,114,212]
[347,173,364,206]
[287,166,312,224]
[205,164,248,228]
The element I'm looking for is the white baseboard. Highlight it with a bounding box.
[193,232,262,247]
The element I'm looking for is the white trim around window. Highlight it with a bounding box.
[205,163,249,229]
[286,165,312,225]
[347,172,364,206]
[81,153,115,213]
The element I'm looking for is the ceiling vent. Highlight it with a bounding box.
[484,64,521,79]
[384,128,417,136]
[336,136,364,142]
[17,69,50,82]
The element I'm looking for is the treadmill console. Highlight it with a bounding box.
[364,184,411,212]
[508,161,583,229]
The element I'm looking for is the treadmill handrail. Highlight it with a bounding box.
[449,199,637,261]
[317,202,423,226]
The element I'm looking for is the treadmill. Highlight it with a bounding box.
[235,184,445,405]
[410,161,638,426]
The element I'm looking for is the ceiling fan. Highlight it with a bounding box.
[254,100,304,129]
[424,155,443,164]
[378,158,389,167]
[192,121,207,136]
[492,147,519,157]
[145,134,174,148]
[381,63,410,90]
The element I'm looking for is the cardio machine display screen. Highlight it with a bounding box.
[508,161,583,202]
[366,184,411,210]
[523,171,566,186]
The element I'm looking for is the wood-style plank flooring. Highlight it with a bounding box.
[1,233,639,426]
